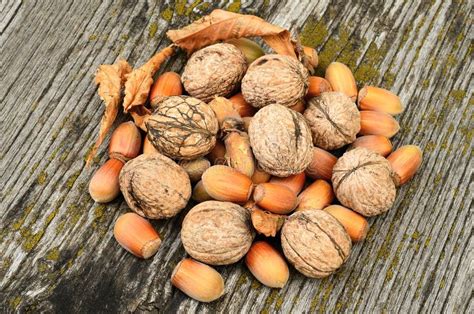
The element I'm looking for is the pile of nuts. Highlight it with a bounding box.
[89,29,422,302]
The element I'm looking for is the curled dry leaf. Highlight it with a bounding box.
[87,59,132,165]
[167,9,297,58]
[123,45,176,113]
[129,106,151,131]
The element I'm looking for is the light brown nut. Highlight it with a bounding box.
[281,210,351,278]
[242,54,309,108]
[179,157,211,182]
[181,201,255,265]
[304,92,360,150]
[359,110,400,138]
[325,205,369,242]
[150,72,183,108]
[146,96,219,160]
[387,145,423,186]
[325,62,357,101]
[249,104,313,177]
[349,135,392,157]
[89,159,124,203]
[182,43,247,102]
[332,147,396,216]
[245,241,289,288]
[305,147,337,181]
[358,86,403,115]
[119,154,191,219]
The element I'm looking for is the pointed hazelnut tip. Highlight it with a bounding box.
[141,238,162,259]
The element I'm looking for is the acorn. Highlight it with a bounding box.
[113,212,161,259]
[387,145,423,186]
[150,72,183,108]
[108,121,142,161]
[270,172,306,194]
[325,205,369,242]
[253,183,297,214]
[171,258,225,302]
[89,158,124,203]
[359,110,400,138]
[245,241,289,288]
[296,179,334,211]
[202,165,253,203]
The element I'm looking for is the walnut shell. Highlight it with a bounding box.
[119,154,191,219]
[304,92,361,150]
[182,43,247,102]
[281,210,351,278]
[146,96,219,160]
[248,104,313,177]
[181,201,255,265]
[332,147,396,216]
[241,54,309,108]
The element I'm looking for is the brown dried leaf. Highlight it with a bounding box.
[129,106,151,132]
[87,59,131,165]
[167,9,297,58]
[123,45,175,112]
[245,202,286,237]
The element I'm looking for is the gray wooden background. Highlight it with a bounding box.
[1,0,472,313]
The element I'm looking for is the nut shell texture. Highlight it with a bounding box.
[304,92,360,150]
[249,104,313,177]
[242,54,309,108]
[146,96,218,160]
[119,154,191,219]
[281,210,351,278]
[182,43,247,102]
[181,201,255,265]
[332,147,396,216]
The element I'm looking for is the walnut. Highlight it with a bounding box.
[146,96,219,160]
[304,92,360,150]
[181,43,247,102]
[281,210,351,278]
[241,54,309,108]
[119,154,191,219]
[248,104,313,177]
[332,147,396,216]
[181,201,255,265]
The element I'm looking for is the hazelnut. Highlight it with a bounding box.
[281,209,351,278]
[182,43,247,102]
[332,147,396,216]
[146,96,219,160]
[119,154,191,219]
[241,54,309,108]
[181,201,255,265]
[248,104,313,177]
[304,92,361,150]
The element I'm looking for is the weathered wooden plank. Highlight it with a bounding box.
[1,0,472,313]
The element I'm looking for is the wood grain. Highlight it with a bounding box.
[1,0,472,312]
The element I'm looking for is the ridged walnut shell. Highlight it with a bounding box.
[332,147,396,216]
[181,201,255,265]
[241,54,309,108]
[119,154,191,219]
[304,92,361,150]
[182,43,247,102]
[248,104,313,177]
[146,96,218,160]
[281,210,351,278]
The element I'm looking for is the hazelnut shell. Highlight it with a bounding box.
[281,210,351,278]
[304,92,360,150]
[332,147,396,216]
[146,96,219,160]
[182,43,247,102]
[181,201,255,265]
[248,104,313,177]
[241,54,309,108]
[119,154,191,219]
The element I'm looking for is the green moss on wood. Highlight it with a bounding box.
[161,6,173,21]
[30,161,40,174]
[37,171,48,185]
[149,22,158,38]
[300,17,328,48]
[9,296,21,310]
[186,0,203,16]
[46,247,60,261]
[227,0,241,13]
[88,34,97,41]
[12,203,34,231]
[66,170,81,189]
[21,229,45,251]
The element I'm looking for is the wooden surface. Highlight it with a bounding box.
[1,0,472,313]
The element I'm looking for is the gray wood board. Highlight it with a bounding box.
[1,0,472,313]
